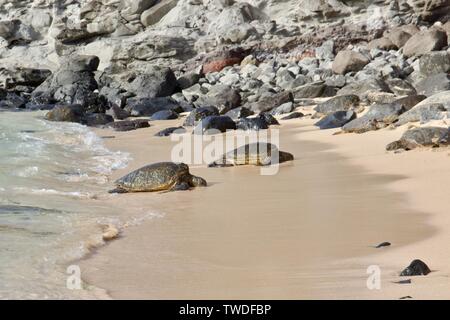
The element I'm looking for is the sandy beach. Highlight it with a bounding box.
[78,109,450,299]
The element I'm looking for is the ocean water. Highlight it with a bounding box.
[0,110,138,299]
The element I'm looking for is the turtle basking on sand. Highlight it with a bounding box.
[386,127,450,151]
[109,162,207,193]
[209,143,294,167]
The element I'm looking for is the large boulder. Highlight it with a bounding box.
[193,116,236,135]
[195,84,241,114]
[246,92,294,113]
[396,103,447,126]
[419,51,450,76]
[125,67,177,98]
[314,94,360,115]
[125,97,182,116]
[332,50,370,75]
[33,55,100,108]
[141,0,179,27]
[415,73,450,97]
[403,28,448,58]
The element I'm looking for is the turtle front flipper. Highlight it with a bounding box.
[170,181,191,191]
[108,187,129,194]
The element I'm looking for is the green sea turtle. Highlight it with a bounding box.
[386,127,450,151]
[209,143,294,167]
[109,162,207,193]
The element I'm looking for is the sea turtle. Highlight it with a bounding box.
[386,127,450,151]
[109,162,207,193]
[209,143,294,167]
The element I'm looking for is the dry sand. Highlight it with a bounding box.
[79,111,450,300]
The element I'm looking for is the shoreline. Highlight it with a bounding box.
[78,114,440,299]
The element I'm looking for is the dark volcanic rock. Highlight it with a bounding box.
[315,111,356,129]
[196,84,241,114]
[246,92,293,113]
[150,109,179,120]
[183,106,220,126]
[375,242,391,248]
[33,55,100,108]
[400,260,431,276]
[258,113,280,126]
[0,92,27,109]
[125,97,182,117]
[236,117,269,131]
[108,119,150,132]
[126,67,177,98]
[314,94,360,115]
[393,95,427,111]
[155,126,187,137]
[193,115,236,135]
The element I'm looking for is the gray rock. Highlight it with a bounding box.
[337,78,391,99]
[177,73,200,90]
[126,67,177,99]
[292,82,326,99]
[403,28,448,58]
[396,103,446,126]
[225,107,254,120]
[258,113,280,126]
[195,84,241,114]
[246,92,293,113]
[415,73,450,97]
[393,95,427,111]
[332,50,370,75]
[314,94,360,115]
[141,0,178,27]
[368,37,398,51]
[419,51,450,76]
[315,111,356,129]
[270,102,294,116]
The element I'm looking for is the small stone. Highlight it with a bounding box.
[375,242,391,248]
[102,224,119,241]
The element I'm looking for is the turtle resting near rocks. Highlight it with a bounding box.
[386,127,450,151]
[109,162,207,193]
[209,143,294,167]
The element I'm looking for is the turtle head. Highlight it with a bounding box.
[189,175,207,188]
[278,151,294,163]
[178,163,190,175]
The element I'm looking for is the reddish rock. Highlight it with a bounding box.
[201,48,249,74]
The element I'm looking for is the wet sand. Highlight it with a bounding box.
[79,115,437,299]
